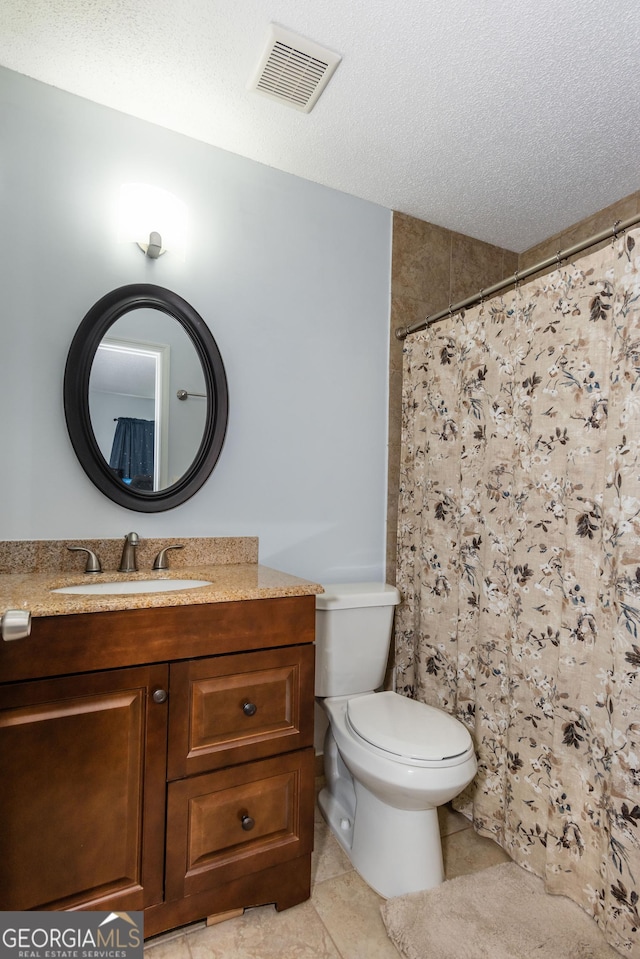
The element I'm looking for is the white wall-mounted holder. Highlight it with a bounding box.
[2,609,31,641]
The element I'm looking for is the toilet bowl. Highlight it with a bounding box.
[315,584,477,899]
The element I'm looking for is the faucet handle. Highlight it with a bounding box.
[152,545,184,570]
[67,546,102,573]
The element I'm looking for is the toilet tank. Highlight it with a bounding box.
[315,583,401,697]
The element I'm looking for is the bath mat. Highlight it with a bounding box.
[380,861,621,959]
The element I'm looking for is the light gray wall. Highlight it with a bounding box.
[0,67,392,583]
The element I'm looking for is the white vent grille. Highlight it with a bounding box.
[248,24,341,113]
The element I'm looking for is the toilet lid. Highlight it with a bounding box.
[347,691,472,761]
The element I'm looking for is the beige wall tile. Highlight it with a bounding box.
[519,189,640,274]
[451,232,514,303]
[392,212,452,305]
[502,248,519,278]
[390,293,434,349]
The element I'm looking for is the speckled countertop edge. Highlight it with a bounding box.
[0,537,323,618]
[0,564,323,618]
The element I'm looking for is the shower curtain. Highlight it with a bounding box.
[395,228,640,956]
[109,417,155,487]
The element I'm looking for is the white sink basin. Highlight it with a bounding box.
[52,579,212,596]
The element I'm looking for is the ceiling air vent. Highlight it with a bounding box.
[248,24,341,113]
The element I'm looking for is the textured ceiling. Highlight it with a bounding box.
[1,0,639,252]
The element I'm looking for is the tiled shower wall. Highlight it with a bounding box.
[386,189,640,581]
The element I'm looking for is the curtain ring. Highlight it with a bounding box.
[513,270,520,290]
[448,303,454,318]
[556,250,563,267]
[612,219,625,245]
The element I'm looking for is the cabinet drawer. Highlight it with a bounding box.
[167,645,314,778]
[165,748,314,900]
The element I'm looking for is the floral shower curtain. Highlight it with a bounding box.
[395,229,640,956]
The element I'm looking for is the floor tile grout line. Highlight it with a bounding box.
[307,898,352,959]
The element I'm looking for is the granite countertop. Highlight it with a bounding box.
[0,564,323,618]
[0,537,323,618]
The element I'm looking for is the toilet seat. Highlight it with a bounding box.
[347,691,472,762]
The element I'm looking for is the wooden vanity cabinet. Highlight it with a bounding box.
[0,594,316,938]
[0,664,168,912]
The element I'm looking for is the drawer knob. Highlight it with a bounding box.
[242,701,257,717]
[152,688,168,704]
[241,814,255,831]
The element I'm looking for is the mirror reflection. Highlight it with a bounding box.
[88,310,207,492]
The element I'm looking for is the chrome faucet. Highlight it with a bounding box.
[118,531,140,572]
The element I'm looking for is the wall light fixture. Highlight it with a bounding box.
[118,183,188,260]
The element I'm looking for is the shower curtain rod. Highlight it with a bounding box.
[395,211,640,340]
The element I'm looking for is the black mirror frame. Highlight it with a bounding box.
[64,283,228,512]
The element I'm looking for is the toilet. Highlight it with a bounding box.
[315,583,477,899]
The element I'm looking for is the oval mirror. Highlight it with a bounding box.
[64,284,228,512]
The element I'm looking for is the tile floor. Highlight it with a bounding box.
[145,784,510,959]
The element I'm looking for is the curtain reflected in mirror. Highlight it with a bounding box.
[110,417,155,489]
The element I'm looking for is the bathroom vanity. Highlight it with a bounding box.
[0,538,321,938]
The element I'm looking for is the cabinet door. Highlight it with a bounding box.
[165,748,314,901]
[167,645,314,778]
[0,664,168,911]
